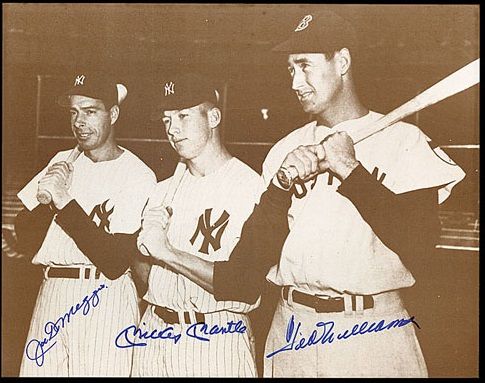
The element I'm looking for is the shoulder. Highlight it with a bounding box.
[230,158,260,180]
[368,111,427,148]
[47,149,73,165]
[230,158,263,194]
[119,148,157,182]
[266,121,317,159]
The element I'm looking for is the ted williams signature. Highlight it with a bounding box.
[266,314,420,358]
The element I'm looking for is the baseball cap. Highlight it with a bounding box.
[57,72,128,108]
[150,73,219,121]
[272,11,357,54]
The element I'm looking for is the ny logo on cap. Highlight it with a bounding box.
[295,14,313,32]
[164,81,175,96]
[74,74,86,86]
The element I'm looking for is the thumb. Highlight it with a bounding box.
[317,159,330,173]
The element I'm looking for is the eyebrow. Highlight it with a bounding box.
[292,58,311,65]
[70,105,102,111]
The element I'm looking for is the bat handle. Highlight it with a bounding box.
[276,166,298,190]
[36,189,53,205]
[139,243,150,256]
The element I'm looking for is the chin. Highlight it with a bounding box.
[302,105,317,115]
[175,149,193,161]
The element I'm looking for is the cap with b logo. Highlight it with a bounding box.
[151,73,219,120]
[57,72,127,108]
[272,10,357,53]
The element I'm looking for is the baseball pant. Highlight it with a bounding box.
[20,270,139,377]
[264,289,428,377]
[132,305,257,377]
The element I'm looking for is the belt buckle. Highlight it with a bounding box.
[44,266,50,280]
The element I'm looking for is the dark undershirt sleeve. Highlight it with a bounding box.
[55,200,139,280]
[14,204,56,259]
[337,164,441,271]
[213,182,292,304]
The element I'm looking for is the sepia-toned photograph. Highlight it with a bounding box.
[2,3,479,378]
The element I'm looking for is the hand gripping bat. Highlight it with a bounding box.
[36,145,83,204]
[278,58,480,189]
[138,160,187,256]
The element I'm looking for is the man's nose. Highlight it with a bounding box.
[167,120,180,136]
[73,114,86,128]
[291,69,306,91]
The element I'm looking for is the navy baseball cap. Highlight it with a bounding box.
[150,73,219,121]
[272,11,357,54]
[57,72,127,108]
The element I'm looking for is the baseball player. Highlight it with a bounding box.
[15,72,156,376]
[131,73,261,377]
[147,11,466,378]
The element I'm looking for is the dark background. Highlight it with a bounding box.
[2,3,479,377]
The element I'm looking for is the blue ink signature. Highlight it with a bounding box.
[25,284,107,367]
[266,314,419,359]
[186,320,247,342]
[115,319,247,348]
[115,322,182,348]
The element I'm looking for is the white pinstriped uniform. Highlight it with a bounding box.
[132,157,262,377]
[17,147,156,377]
[260,112,465,377]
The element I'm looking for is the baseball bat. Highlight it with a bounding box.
[37,145,83,204]
[278,58,480,188]
[139,160,187,256]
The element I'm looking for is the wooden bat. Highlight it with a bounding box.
[351,58,480,143]
[139,160,187,256]
[36,145,83,204]
[278,58,480,188]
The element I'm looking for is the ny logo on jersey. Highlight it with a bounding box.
[74,74,85,86]
[190,208,230,255]
[89,200,114,233]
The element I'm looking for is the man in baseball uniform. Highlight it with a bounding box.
[131,73,261,377]
[15,72,156,376]
[145,11,466,378]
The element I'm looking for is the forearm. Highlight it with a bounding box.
[338,164,440,261]
[213,183,292,304]
[14,205,56,258]
[157,247,215,293]
[55,200,139,280]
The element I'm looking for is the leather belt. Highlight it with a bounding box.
[153,306,205,325]
[45,267,100,280]
[283,286,374,313]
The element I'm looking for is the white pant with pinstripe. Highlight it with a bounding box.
[132,304,257,377]
[19,271,139,377]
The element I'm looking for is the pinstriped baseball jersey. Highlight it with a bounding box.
[144,157,262,313]
[17,147,156,377]
[134,157,261,377]
[261,111,465,295]
[17,148,156,266]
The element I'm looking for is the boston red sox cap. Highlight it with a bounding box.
[57,72,128,108]
[150,73,219,121]
[272,10,357,54]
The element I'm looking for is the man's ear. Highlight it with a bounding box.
[208,107,221,129]
[110,105,120,125]
[337,48,352,76]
